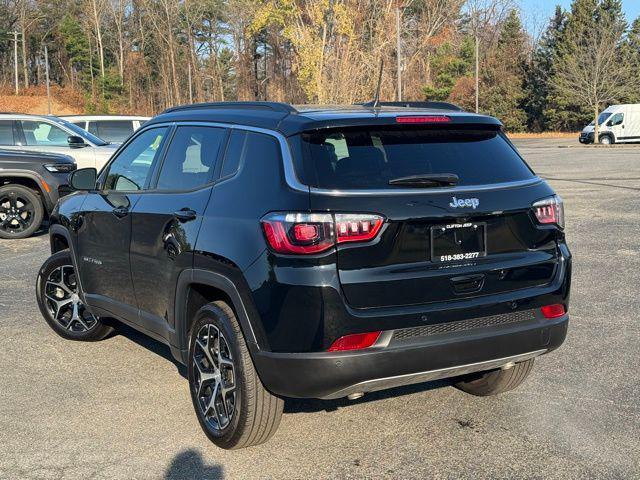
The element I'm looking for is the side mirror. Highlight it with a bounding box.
[67,135,87,148]
[69,168,97,191]
[606,120,613,127]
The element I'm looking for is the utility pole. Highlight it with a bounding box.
[396,6,402,102]
[10,31,19,95]
[44,45,51,115]
[474,34,479,114]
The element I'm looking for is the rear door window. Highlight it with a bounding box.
[294,126,534,189]
[155,126,226,191]
[19,120,69,146]
[0,121,15,145]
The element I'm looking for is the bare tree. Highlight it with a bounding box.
[551,18,638,143]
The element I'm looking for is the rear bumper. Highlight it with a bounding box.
[254,314,568,399]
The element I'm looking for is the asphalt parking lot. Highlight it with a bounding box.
[1,138,639,479]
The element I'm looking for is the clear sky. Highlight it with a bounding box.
[519,0,640,36]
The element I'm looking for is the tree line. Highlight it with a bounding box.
[0,0,638,131]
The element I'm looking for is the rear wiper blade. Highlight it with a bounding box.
[388,173,459,187]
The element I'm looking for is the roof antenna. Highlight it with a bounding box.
[372,58,384,109]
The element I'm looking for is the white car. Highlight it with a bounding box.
[0,114,119,170]
[579,104,640,144]
[62,115,149,144]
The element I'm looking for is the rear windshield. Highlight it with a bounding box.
[292,126,534,189]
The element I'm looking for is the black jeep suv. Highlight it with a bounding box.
[0,150,75,238]
[36,102,571,449]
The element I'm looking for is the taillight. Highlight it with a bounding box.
[261,212,384,255]
[335,214,384,243]
[533,195,564,229]
[541,304,566,319]
[327,331,381,352]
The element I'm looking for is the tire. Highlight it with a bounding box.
[454,358,535,397]
[36,250,113,341]
[188,301,284,449]
[0,184,44,239]
[599,134,613,145]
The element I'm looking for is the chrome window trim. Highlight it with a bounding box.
[136,120,543,196]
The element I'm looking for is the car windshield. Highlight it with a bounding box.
[589,112,612,126]
[292,125,535,189]
[51,117,109,146]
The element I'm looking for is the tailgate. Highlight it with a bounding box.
[294,122,561,310]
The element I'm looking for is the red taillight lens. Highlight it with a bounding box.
[261,212,384,255]
[541,304,565,319]
[262,213,334,254]
[327,331,381,352]
[293,223,319,242]
[335,214,384,244]
[533,195,564,229]
[396,115,450,124]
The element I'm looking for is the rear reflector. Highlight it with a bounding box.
[541,304,565,319]
[396,115,450,124]
[327,331,382,352]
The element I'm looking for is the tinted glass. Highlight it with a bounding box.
[220,130,247,178]
[156,126,226,191]
[95,121,134,143]
[0,121,14,145]
[610,113,623,125]
[20,120,69,146]
[295,126,534,189]
[104,127,168,191]
[56,118,107,145]
[88,122,99,136]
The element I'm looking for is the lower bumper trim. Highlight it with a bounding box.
[321,349,546,399]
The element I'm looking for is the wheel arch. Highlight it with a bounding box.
[599,132,615,144]
[47,224,90,306]
[0,172,50,209]
[174,268,262,365]
[49,224,72,254]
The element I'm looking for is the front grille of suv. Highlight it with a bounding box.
[392,309,537,341]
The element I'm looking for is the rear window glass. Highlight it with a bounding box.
[294,126,534,189]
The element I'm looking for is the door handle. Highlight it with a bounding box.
[112,206,129,218]
[174,208,197,222]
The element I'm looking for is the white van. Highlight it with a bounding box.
[579,104,640,144]
[61,115,150,144]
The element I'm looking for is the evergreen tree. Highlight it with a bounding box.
[422,38,474,102]
[545,0,600,130]
[481,9,528,132]
[550,0,636,140]
[524,6,566,131]
[622,17,640,103]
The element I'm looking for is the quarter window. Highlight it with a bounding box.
[89,120,135,143]
[156,126,226,191]
[103,127,168,191]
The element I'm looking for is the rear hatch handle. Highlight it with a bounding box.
[450,274,485,294]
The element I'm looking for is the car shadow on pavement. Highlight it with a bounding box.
[110,323,187,379]
[112,323,452,413]
[164,449,224,480]
[284,379,451,414]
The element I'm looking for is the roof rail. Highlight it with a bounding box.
[163,101,298,114]
[359,101,464,112]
